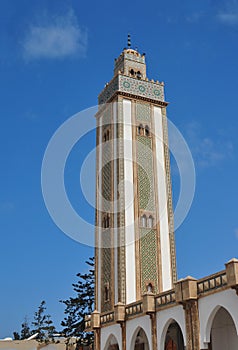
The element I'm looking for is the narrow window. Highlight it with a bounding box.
[137,124,144,136]
[141,214,147,227]
[104,284,109,301]
[147,283,153,293]
[137,71,142,79]
[130,68,135,76]
[102,216,107,228]
[148,215,154,228]
[106,214,110,228]
[103,129,110,142]
[145,125,150,137]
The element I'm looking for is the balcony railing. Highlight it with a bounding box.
[84,268,231,331]
[155,289,176,309]
[197,270,227,295]
[125,301,143,318]
[100,311,114,325]
[84,315,91,330]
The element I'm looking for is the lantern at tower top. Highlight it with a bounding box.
[114,47,146,80]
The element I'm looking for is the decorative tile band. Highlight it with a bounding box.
[98,75,164,105]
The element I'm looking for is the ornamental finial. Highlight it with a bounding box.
[127,33,131,48]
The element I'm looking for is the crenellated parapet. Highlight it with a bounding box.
[98,73,165,105]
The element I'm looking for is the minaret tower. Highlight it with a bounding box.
[95,38,177,314]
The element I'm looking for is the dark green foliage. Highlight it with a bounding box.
[60,257,94,347]
[44,314,56,341]
[13,332,20,340]
[31,300,56,343]
[20,316,31,339]
[31,300,47,342]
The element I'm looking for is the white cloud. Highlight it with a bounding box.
[216,0,238,25]
[184,121,233,168]
[217,12,238,24]
[180,1,238,26]
[23,10,87,60]
[186,12,205,23]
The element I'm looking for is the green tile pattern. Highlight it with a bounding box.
[98,77,119,105]
[119,76,164,101]
[101,108,113,312]
[102,139,111,212]
[140,229,158,294]
[135,102,151,122]
[102,233,112,312]
[98,75,164,105]
[137,136,155,212]
[135,102,158,293]
[117,100,126,304]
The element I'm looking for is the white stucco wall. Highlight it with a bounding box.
[113,101,118,304]
[153,106,172,291]
[156,305,186,349]
[123,99,136,304]
[101,324,122,350]
[0,339,66,349]
[199,289,238,349]
[211,306,238,350]
[126,315,152,350]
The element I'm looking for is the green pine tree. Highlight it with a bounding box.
[43,314,56,342]
[31,300,55,343]
[13,332,20,340]
[60,257,94,348]
[20,316,31,339]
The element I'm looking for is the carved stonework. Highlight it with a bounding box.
[183,300,200,350]
[226,258,238,287]
[98,75,164,105]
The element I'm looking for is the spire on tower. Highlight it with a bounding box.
[127,33,131,48]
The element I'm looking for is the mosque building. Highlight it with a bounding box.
[85,38,238,350]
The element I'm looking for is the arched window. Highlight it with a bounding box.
[133,328,149,350]
[137,124,144,136]
[102,214,110,228]
[105,335,119,350]
[141,214,147,228]
[103,129,110,142]
[147,283,153,293]
[102,216,107,228]
[137,71,142,79]
[209,307,238,350]
[145,125,150,137]
[130,68,135,76]
[147,215,154,228]
[164,322,185,350]
[104,283,109,301]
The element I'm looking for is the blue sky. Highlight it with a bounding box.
[1,0,238,338]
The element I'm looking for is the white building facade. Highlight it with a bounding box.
[85,44,238,350]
